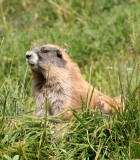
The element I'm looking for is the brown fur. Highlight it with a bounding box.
[26,44,122,119]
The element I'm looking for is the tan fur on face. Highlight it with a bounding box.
[26,44,123,119]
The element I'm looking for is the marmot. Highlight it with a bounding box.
[26,44,122,119]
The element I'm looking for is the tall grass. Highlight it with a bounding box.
[0,0,140,159]
[0,72,139,159]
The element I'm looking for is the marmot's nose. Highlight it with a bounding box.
[26,51,32,59]
[26,55,31,59]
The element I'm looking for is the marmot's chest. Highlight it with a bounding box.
[46,82,69,115]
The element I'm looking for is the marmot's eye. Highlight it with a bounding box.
[56,50,62,59]
[43,50,49,53]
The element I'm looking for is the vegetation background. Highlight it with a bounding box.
[0,0,140,159]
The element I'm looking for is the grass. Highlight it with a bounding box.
[0,0,140,159]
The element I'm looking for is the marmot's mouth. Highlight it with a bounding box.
[29,63,35,67]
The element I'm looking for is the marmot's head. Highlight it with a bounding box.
[26,44,69,73]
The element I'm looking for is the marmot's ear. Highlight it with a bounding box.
[56,50,62,59]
